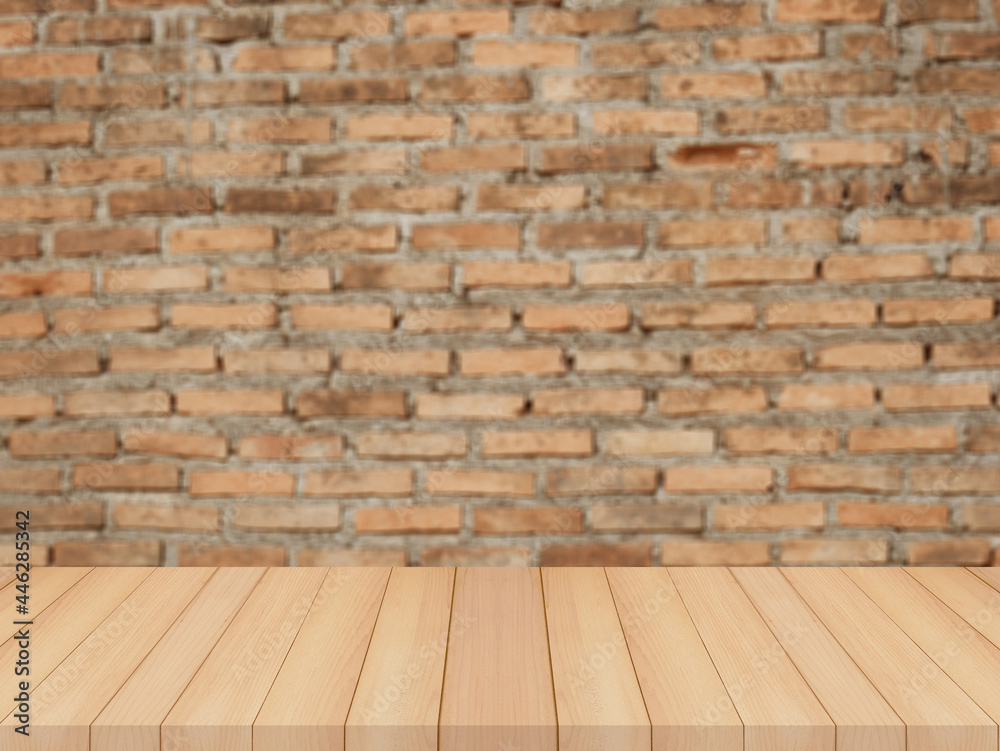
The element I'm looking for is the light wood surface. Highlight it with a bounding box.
[0,567,998,751]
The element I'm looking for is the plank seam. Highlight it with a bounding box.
[436,566,457,751]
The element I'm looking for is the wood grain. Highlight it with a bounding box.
[783,568,998,751]
[908,567,1000,650]
[439,567,557,751]
[606,567,742,751]
[670,568,835,751]
[256,567,391,751]
[543,567,650,751]
[345,567,453,751]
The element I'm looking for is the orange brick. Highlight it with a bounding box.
[176,389,284,416]
[0,350,99,378]
[355,505,461,534]
[339,349,450,377]
[661,541,771,566]
[238,434,343,461]
[300,78,407,104]
[789,140,903,168]
[0,394,54,419]
[907,540,991,566]
[542,74,645,102]
[405,9,509,35]
[460,348,564,377]
[350,185,459,212]
[669,143,776,171]
[0,122,89,148]
[533,388,644,416]
[9,429,116,458]
[304,469,412,497]
[714,32,820,61]
[345,113,452,141]
[660,219,767,247]
[781,69,895,96]
[661,72,767,98]
[780,539,889,565]
[724,427,837,455]
[847,426,957,453]
[468,114,574,140]
[546,466,656,496]
[838,502,949,529]
[593,39,699,67]
[190,469,294,498]
[822,253,934,281]
[422,74,529,103]
[969,426,1000,453]
[223,349,329,374]
[472,41,577,67]
[109,347,216,373]
[233,504,341,532]
[765,299,876,328]
[592,504,701,533]
[54,227,158,257]
[172,303,277,329]
[653,4,763,29]
[910,467,1000,495]
[859,216,973,244]
[665,466,773,494]
[233,45,336,71]
[357,432,465,459]
[576,350,682,375]
[421,144,526,173]
[642,302,755,329]
[0,311,45,339]
[285,11,390,40]
[124,430,227,459]
[0,195,92,222]
[482,429,592,458]
[296,390,406,418]
[169,225,273,254]
[582,260,693,288]
[428,469,535,497]
[963,504,1000,530]
[104,266,208,293]
[539,144,653,173]
[178,545,285,567]
[715,502,824,530]
[0,468,61,494]
[415,393,525,420]
[603,181,711,209]
[64,390,170,417]
[474,507,583,535]
[402,306,511,332]
[114,503,219,532]
[523,303,630,332]
[109,188,211,217]
[223,267,331,293]
[351,41,454,70]
[605,430,714,456]
[290,304,394,331]
[782,217,840,242]
[659,386,768,416]
[341,263,450,291]
[815,342,924,371]
[227,117,331,143]
[72,462,178,491]
[0,52,99,78]
[932,343,1000,369]
[778,383,876,411]
[463,261,571,288]
[882,382,991,411]
[787,464,901,493]
[691,347,803,375]
[52,541,161,566]
[717,105,827,134]
[412,222,519,249]
[300,549,407,566]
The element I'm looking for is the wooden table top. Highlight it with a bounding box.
[1,567,999,751]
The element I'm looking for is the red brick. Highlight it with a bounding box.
[402,305,511,332]
[0,160,45,186]
[665,466,772,494]
[907,540,991,566]
[605,430,713,456]
[0,394,53,419]
[234,504,341,532]
[0,350,100,379]
[290,304,393,331]
[474,507,582,536]
[340,349,449,377]
[300,78,406,103]
[227,117,331,143]
[0,195,92,222]
[882,382,991,411]
[115,503,219,532]
[848,426,957,453]
[576,350,682,375]
[0,83,51,110]
[883,297,994,326]
[765,299,876,328]
[472,41,577,67]
[717,105,828,134]
[285,12,390,40]
[691,347,803,375]
[660,219,767,247]
[110,347,215,373]
[412,222,519,250]
[238,434,342,461]
[790,140,903,167]
[421,144,525,173]
[53,305,159,334]
[419,547,529,566]
[713,32,820,61]
[224,267,331,293]
[541,543,653,566]
[195,14,269,42]
[9,430,116,458]
[523,304,629,332]
[652,4,763,29]
[661,72,767,98]
[777,0,882,22]
[54,227,158,257]
[234,46,336,71]
[345,113,452,141]
[350,185,459,212]
[603,181,711,209]
[110,188,212,217]
[287,226,397,254]
[357,432,465,459]
[223,349,329,374]
[592,39,700,67]
[178,545,285,567]
[463,261,571,287]
[64,390,170,417]
[0,312,46,339]
[476,185,583,211]
[406,9,509,36]
[0,52,99,78]
[300,549,407,566]
[542,74,645,101]
[822,253,934,281]
[104,266,208,294]
[0,468,61,494]
[582,260,693,288]
[838,502,948,529]
[539,144,653,173]
[963,505,1000,530]
[351,41,454,70]
[724,427,837,455]
[468,113,574,139]
[190,469,293,498]
[342,263,450,291]
[592,504,701,533]
[642,302,755,330]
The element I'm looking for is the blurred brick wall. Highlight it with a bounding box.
[1,0,999,568]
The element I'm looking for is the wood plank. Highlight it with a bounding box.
[732,567,906,751]
[972,567,1000,595]
[907,568,1000,650]
[542,568,650,751]
[256,567,392,751]
[783,568,998,751]
[91,568,267,751]
[846,568,1000,730]
[161,567,328,751]
[439,568,557,751]
[0,568,214,750]
[606,567,742,751]
[345,567,453,751]
[0,567,90,642]
[0,568,15,588]
[0,567,152,732]
[670,568,835,751]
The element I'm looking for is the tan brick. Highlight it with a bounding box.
[472,41,577,67]
[0,350,100,378]
[822,253,934,281]
[463,261,571,288]
[290,304,394,331]
[223,267,331,293]
[109,188,211,218]
[53,541,161,567]
[932,343,1000,369]
[539,144,653,173]
[233,504,341,532]
[859,216,973,244]
[592,503,701,533]
[962,504,1000,530]
[541,543,653,566]
[724,427,837,455]
[780,539,889,565]
[523,304,630,332]
[176,389,284,416]
[577,350,682,375]
[910,467,1000,495]
[665,466,772,494]
[546,466,657,496]
[0,52,99,78]
[124,430,227,459]
[238,435,343,461]
[582,260,693,288]
[815,342,924,371]
[357,432,465,459]
[354,506,462,535]
[0,468,61,494]
[300,549,407,566]
[592,39,700,67]
[169,226,274,254]
[474,507,582,535]
[717,105,827,134]
[533,388,644,416]
[350,185,459,212]
[659,386,768,416]
[227,117,331,143]
[285,11,390,40]
[429,469,535,497]
[415,393,525,420]
[9,430,116,458]
[765,299,876,328]
[714,32,820,61]
[114,503,219,532]
[0,394,54,419]
[351,41,455,70]
[110,347,215,373]
[782,69,895,96]
[838,502,949,529]
[296,390,406,418]
[422,74,529,103]
[848,426,957,453]
[345,113,452,141]
[223,349,329,375]
[691,347,803,375]
[421,144,526,173]
[482,430,592,458]
[542,74,645,102]
[0,312,46,339]
[661,72,767,98]
[661,541,771,566]
[172,303,277,329]
[907,540,991,566]
[54,227,158,257]
[64,390,170,417]
[406,9,509,35]
[233,45,336,71]
[969,426,1000,453]
[72,462,178,491]
[412,222,519,249]
[605,430,713,457]
[342,263,450,291]
[642,302,755,330]
[339,349,449,377]
[304,469,412,497]
[778,383,876,411]
[715,502,824,531]
[460,348,564,377]
[300,78,407,103]
[0,195,93,222]
[402,305,511,332]
[178,545,285,567]
[787,464,901,493]
[603,181,711,209]
[190,469,294,498]
[104,266,208,293]
[0,122,89,148]
[882,382,991,411]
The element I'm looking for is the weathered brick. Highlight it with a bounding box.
[460,348,565,376]
[906,540,991,566]
[715,502,824,530]
[778,383,876,411]
[429,469,535,497]
[532,388,644,415]
[474,507,582,535]
[787,464,901,493]
[416,393,525,420]
[882,382,991,411]
[780,539,889,565]
[665,466,773,494]
[52,541,161,566]
[546,466,656,496]
[482,429,592,457]
[176,389,284,415]
[661,541,770,566]
[233,504,341,532]
[838,502,948,529]
[304,469,412,497]
[724,427,837,455]
[296,390,406,418]
[72,462,179,491]
[815,342,924,371]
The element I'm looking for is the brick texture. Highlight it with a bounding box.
[1,0,999,568]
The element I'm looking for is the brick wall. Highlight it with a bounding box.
[1,0,999,568]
